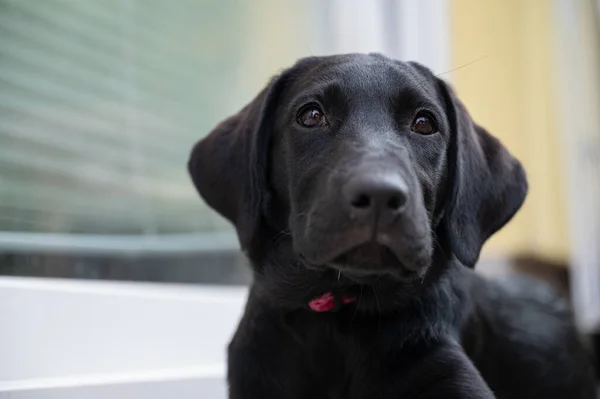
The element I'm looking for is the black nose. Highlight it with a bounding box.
[344,174,409,217]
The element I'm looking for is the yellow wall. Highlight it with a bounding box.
[239,0,572,264]
[450,0,569,263]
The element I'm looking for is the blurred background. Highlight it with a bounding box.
[0,0,599,397]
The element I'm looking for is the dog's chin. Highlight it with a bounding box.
[326,242,422,283]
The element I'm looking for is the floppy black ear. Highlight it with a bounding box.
[188,73,290,253]
[438,79,528,267]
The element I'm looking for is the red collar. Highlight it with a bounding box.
[308,292,356,312]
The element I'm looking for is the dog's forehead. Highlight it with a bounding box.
[289,54,437,101]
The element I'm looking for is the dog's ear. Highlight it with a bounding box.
[188,71,292,253]
[437,79,528,267]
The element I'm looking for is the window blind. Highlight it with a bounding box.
[0,0,244,235]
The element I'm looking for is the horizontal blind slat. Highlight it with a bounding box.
[0,0,244,235]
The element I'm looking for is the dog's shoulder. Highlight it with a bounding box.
[464,273,596,398]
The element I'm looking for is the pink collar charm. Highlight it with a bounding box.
[308,292,356,312]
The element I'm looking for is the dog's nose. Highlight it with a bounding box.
[344,174,408,217]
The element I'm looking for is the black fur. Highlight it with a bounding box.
[189,54,595,398]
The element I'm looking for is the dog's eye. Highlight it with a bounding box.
[411,113,437,135]
[298,106,326,127]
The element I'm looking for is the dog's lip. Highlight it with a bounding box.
[301,234,397,266]
[299,235,429,283]
[329,235,398,261]
[333,268,388,284]
[330,241,415,274]
[331,261,421,283]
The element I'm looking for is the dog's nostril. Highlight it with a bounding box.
[351,194,371,209]
[344,173,409,215]
[387,195,406,211]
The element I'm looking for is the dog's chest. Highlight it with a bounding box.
[283,314,386,398]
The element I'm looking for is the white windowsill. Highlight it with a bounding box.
[0,277,248,398]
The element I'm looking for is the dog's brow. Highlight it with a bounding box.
[394,86,438,110]
[290,80,341,107]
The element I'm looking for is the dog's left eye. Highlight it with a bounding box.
[297,106,326,127]
[411,113,437,135]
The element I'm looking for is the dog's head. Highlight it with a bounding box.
[189,54,527,310]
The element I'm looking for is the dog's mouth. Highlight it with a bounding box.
[328,241,418,282]
[331,242,399,269]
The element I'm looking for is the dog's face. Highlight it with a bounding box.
[189,54,527,310]
[271,56,447,281]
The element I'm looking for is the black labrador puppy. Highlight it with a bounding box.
[189,54,595,398]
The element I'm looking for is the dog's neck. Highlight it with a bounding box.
[248,260,473,352]
[251,245,461,317]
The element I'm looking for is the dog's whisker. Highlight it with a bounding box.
[371,284,383,332]
[431,233,447,260]
[272,229,292,245]
[350,285,363,325]
[435,54,491,77]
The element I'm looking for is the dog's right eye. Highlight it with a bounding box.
[410,112,438,135]
[297,106,326,128]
